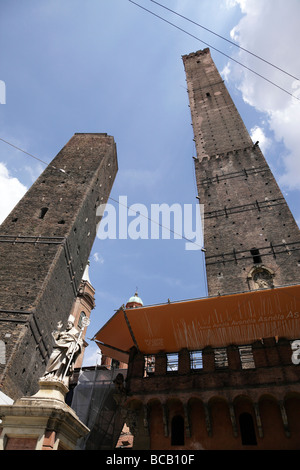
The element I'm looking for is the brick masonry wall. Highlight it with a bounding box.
[125,342,300,449]
[127,341,300,397]
[182,48,253,159]
[0,133,118,399]
[183,49,300,296]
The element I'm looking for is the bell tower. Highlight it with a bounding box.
[182,48,300,296]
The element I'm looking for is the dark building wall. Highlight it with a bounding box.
[145,395,300,450]
[0,133,118,399]
[182,49,300,296]
[125,340,300,450]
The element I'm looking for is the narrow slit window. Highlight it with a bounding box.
[250,248,262,264]
[39,207,48,219]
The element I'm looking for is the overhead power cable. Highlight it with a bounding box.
[128,0,300,102]
[149,0,300,82]
[1,135,298,308]
[0,136,205,250]
[0,137,66,173]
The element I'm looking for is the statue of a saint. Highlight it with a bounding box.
[42,320,83,383]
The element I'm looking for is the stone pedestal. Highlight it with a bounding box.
[0,379,89,450]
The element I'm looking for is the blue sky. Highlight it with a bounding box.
[0,0,299,366]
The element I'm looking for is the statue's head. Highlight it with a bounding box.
[66,320,74,330]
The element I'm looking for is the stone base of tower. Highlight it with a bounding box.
[0,378,89,450]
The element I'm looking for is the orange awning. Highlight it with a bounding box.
[93,284,300,363]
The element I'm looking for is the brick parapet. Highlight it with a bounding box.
[126,338,300,398]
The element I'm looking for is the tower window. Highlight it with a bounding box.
[167,353,178,372]
[238,345,255,369]
[239,413,257,445]
[250,248,262,264]
[78,311,86,329]
[144,355,155,377]
[190,350,203,370]
[171,415,185,446]
[214,348,228,368]
[39,207,48,219]
[111,359,120,369]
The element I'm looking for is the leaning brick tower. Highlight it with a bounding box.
[0,133,118,399]
[182,48,300,296]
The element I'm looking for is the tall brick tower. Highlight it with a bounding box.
[182,48,300,296]
[0,133,118,399]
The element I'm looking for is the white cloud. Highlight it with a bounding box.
[93,252,104,264]
[221,62,231,82]
[250,125,271,154]
[0,163,27,224]
[224,0,300,190]
[225,0,247,9]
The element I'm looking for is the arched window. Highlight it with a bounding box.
[247,266,274,291]
[171,415,185,446]
[239,412,257,445]
[78,311,86,329]
[253,268,273,289]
